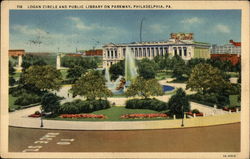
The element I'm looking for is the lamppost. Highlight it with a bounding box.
[181,105,184,127]
[40,107,44,128]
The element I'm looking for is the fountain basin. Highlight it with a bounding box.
[162,85,175,92]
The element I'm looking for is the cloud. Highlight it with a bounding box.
[148,24,169,34]
[214,24,231,33]
[181,17,204,24]
[12,25,48,37]
[66,17,92,30]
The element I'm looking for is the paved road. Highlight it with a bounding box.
[9,123,240,152]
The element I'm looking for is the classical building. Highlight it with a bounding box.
[102,33,210,68]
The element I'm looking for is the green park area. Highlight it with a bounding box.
[9,54,241,121]
[48,106,167,121]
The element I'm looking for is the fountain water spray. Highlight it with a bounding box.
[105,67,111,84]
[125,46,138,82]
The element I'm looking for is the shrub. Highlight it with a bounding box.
[188,93,229,108]
[192,109,200,114]
[58,99,111,114]
[125,98,167,111]
[14,93,41,106]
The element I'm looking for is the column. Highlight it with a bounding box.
[56,55,61,70]
[18,55,23,68]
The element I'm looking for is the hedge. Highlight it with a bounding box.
[125,98,167,111]
[14,93,41,106]
[58,99,111,114]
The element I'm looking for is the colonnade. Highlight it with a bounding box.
[105,46,170,60]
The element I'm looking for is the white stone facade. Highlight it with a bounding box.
[103,39,210,68]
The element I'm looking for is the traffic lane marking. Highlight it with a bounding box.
[22,132,60,152]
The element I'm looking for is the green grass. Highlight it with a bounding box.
[60,69,68,80]
[156,72,173,80]
[229,95,240,107]
[47,106,168,121]
[226,72,239,78]
[111,93,126,98]
[9,94,20,110]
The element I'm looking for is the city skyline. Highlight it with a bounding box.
[10,10,241,52]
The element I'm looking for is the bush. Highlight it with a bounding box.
[192,109,200,114]
[125,98,167,111]
[188,93,229,108]
[14,93,41,106]
[58,99,111,114]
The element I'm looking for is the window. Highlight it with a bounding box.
[107,50,110,58]
[183,47,187,56]
[114,50,117,58]
[179,47,182,56]
[135,48,138,57]
[143,48,146,57]
[123,48,126,57]
[151,48,155,57]
[160,48,163,56]
[156,48,159,56]
[165,47,168,54]
[147,48,150,57]
[174,47,177,56]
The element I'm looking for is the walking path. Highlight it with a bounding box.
[9,105,239,130]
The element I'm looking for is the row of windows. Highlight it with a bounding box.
[106,47,169,58]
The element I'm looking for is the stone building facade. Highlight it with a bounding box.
[102,34,210,68]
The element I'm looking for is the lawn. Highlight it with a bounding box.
[226,72,239,78]
[156,72,173,80]
[229,95,240,107]
[47,106,169,121]
[60,69,68,80]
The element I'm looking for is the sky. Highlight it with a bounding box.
[10,10,241,52]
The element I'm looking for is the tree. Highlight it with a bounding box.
[126,76,164,99]
[109,60,125,80]
[9,62,16,86]
[168,88,190,116]
[171,55,187,80]
[23,65,62,91]
[138,58,157,79]
[66,66,86,83]
[186,63,231,95]
[61,56,98,69]
[71,70,112,100]
[41,93,60,114]
[21,55,47,71]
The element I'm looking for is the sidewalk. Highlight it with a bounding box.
[9,105,240,130]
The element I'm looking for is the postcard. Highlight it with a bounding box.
[1,1,249,158]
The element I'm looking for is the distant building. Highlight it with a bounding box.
[9,49,25,56]
[103,33,211,68]
[211,40,241,55]
[211,40,241,65]
[85,49,103,56]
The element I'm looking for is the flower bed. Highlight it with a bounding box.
[222,107,239,112]
[120,113,167,119]
[60,114,106,119]
[186,112,204,117]
[28,114,42,118]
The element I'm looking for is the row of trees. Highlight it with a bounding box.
[109,55,241,83]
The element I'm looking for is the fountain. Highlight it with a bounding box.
[105,47,138,94]
[104,46,174,94]
[125,47,138,83]
[105,67,111,84]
